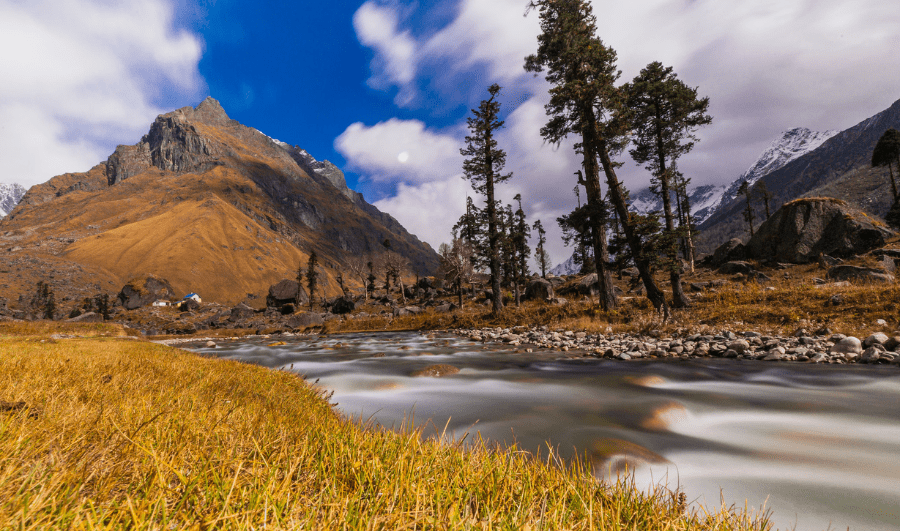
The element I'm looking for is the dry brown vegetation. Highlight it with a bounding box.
[0,323,771,529]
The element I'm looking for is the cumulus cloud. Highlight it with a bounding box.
[353,2,418,106]
[0,0,204,187]
[335,118,463,184]
[373,178,474,255]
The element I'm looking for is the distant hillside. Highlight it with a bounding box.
[0,98,439,304]
[0,183,26,217]
[698,98,900,253]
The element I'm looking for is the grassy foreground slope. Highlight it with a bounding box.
[0,324,769,530]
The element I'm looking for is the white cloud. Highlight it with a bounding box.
[0,0,204,187]
[353,2,418,106]
[373,177,474,253]
[335,118,463,184]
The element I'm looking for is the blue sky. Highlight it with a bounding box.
[2,0,900,264]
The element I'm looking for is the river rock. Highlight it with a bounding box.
[863,332,889,347]
[830,337,862,358]
[860,347,882,363]
[883,336,900,351]
[230,302,256,321]
[331,296,355,315]
[411,364,460,377]
[727,339,750,354]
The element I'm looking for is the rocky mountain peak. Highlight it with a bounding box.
[0,183,27,217]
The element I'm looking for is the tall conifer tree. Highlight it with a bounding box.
[460,84,511,314]
[625,61,711,308]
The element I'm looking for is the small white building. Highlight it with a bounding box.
[152,300,170,307]
[183,293,202,303]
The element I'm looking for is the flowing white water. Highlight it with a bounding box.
[189,332,900,531]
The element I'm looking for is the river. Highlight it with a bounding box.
[188,331,900,531]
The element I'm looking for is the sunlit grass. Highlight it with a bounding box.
[0,325,772,529]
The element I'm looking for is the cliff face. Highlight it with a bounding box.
[1,97,439,304]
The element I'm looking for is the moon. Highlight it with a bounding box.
[397,151,409,163]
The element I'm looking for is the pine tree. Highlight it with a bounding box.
[306,251,318,311]
[753,180,774,220]
[737,180,756,237]
[872,128,900,202]
[625,61,711,308]
[513,194,531,295]
[460,84,511,314]
[526,0,668,317]
[533,219,550,278]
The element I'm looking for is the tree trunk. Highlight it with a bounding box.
[514,282,521,306]
[580,111,617,311]
[597,142,669,319]
[485,142,504,315]
[654,122,690,308]
[457,278,463,309]
[398,276,406,305]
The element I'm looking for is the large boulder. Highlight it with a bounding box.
[266,279,308,311]
[285,312,325,330]
[709,238,747,267]
[331,296,355,315]
[745,198,893,263]
[229,303,256,321]
[118,275,176,310]
[826,265,895,284]
[525,278,554,301]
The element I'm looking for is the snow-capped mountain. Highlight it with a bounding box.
[0,183,26,217]
[709,127,838,217]
[627,183,727,226]
[549,253,579,276]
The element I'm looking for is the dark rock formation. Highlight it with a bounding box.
[230,303,256,321]
[266,279,308,310]
[118,275,175,310]
[745,198,893,263]
[709,238,747,267]
[330,296,355,315]
[286,312,325,329]
[525,279,554,301]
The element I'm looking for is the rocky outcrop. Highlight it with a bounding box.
[708,238,747,267]
[525,279,554,301]
[118,275,176,310]
[266,279,308,311]
[745,198,893,263]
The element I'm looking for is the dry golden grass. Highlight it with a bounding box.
[0,325,771,530]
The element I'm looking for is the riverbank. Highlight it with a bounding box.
[451,326,900,366]
[0,323,772,530]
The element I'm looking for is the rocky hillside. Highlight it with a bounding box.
[0,97,439,305]
[0,183,26,217]
[698,98,900,252]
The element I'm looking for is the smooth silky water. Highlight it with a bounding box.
[189,331,900,531]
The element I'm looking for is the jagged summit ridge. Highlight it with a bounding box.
[0,183,26,217]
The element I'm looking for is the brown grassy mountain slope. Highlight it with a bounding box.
[697,97,900,253]
[0,98,438,305]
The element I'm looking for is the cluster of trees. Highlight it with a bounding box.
[440,84,546,314]
[736,179,775,237]
[442,0,715,318]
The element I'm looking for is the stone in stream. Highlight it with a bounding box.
[727,339,750,354]
[410,364,460,377]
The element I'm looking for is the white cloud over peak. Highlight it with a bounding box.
[353,2,418,106]
[335,118,463,184]
[0,0,204,187]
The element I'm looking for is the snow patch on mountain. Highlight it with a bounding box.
[549,253,579,276]
[0,183,27,217]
